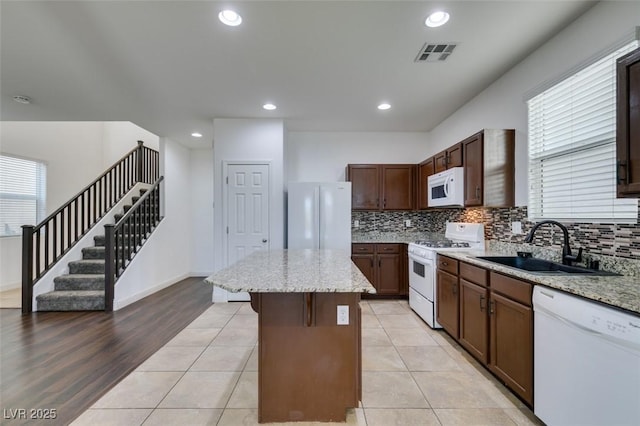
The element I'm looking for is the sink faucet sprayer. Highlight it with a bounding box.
[524,220,582,266]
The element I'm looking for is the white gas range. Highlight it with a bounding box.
[408,222,485,329]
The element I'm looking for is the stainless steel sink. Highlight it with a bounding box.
[475,256,620,276]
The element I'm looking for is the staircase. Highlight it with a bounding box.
[36,190,148,311]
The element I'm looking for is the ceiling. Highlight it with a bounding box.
[1,1,596,148]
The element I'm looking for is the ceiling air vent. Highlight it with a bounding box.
[414,43,457,62]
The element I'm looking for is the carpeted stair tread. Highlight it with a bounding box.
[69,259,105,274]
[82,246,105,259]
[36,290,105,311]
[54,274,105,291]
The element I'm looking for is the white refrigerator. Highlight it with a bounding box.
[287,182,352,250]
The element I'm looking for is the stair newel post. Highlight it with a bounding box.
[104,224,115,312]
[21,225,34,314]
[136,140,144,184]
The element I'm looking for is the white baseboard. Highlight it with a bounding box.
[189,271,214,277]
[114,273,190,310]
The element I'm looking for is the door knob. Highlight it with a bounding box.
[262,239,268,243]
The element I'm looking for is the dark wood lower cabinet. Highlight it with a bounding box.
[437,260,534,407]
[459,279,489,364]
[436,269,459,338]
[489,291,533,406]
[352,243,407,297]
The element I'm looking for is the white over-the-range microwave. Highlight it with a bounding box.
[427,167,465,207]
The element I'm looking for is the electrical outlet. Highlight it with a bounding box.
[354,220,360,228]
[337,305,349,325]
[512,221,522,234]
[405,219,412,227]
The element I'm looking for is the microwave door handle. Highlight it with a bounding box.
[444,177,450,196]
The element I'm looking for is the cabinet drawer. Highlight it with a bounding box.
[352,243,374,254]
[376,243,401,254]
[489,272,532,306]
[460,262,488,287]
[437,255,458,275]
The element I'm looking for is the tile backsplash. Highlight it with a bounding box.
[352,204,640,261]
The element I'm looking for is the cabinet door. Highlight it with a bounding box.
[377,253,402,295]
[617,47,640,197]
[381,165,415,210]
[436,270,459,338]
[459,279,488,364]
[352,254,376,287]
[347,165,380,210]
[434,150,447,173]
[447,142,463,168]
[418,158,435,209]
[463,133,484,206]
[489,291,533,405]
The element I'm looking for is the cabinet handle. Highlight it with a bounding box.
[383,198,386,208]
[489,300,495,315]
[376,198,380,208]
[370,259,373,268]
[617,160,627,185]
[452,284,457,295]
[479,295,485,312]
[379,259,381,267]
[475,186,480,199]
[441,261,448,267]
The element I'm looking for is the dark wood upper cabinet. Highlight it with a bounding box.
[417,157,435,209]
[346,165,380,210]
[346,164,415,210]
[434,143,463,173]
[617,46,640,197]
[463,129,515,208]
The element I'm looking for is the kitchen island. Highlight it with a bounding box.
[205,249,375,423]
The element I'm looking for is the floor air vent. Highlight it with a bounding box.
[415,43,457,62]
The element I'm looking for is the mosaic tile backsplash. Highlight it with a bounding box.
[352,204,640,261]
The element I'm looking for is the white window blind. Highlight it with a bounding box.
[0,154,47,237]
[528,40,639,223]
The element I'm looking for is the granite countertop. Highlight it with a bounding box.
[437,250,640,316]
[205,249,376,294]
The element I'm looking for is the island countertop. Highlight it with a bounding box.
[205,249,376,294]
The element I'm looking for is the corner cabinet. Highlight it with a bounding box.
[463,129,515,207]
[352,243,407,297]
[346,164,415,210]
[616,46,640,197]
[436,258,533,407]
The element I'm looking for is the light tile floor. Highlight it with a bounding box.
[72,300,543,425]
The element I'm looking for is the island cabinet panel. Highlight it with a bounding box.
[617,47,640,197]
[257,292,361,423]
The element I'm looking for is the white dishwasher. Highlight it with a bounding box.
[533,286,640,426]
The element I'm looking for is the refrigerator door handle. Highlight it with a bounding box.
[315,186,321,249]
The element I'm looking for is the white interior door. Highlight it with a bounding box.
[226,163,270,301]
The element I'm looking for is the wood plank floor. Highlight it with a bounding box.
[0,277,213,425]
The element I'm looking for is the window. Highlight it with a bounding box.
[527,40,639,223]
[0,154,47,237]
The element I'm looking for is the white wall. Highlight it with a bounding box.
[427,1,639,206]
[286,132,429,182]
[102,122,159,166]
[114,138,191,308]
[190,147,215,275]
[212,119,285,276]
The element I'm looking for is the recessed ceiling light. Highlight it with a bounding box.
[191,132,203,138]
[377,103,391,110]
[425,11,450,28]
[263,103,277,111]
[219,10,242,26]
[13,95,32,104]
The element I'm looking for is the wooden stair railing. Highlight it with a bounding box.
[104,176,164,311]
[22,141,159,314]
